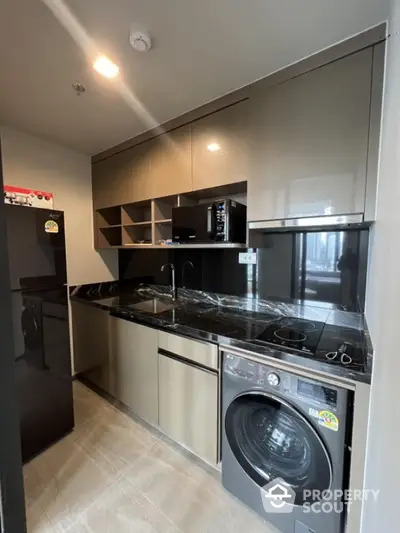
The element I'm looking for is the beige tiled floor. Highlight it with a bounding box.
[23,381,273,533]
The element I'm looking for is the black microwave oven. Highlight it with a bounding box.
[172,199,247,244]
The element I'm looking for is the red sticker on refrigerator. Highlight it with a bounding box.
[4,185,54,209]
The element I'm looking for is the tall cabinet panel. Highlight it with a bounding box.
[192,100,249,190]
[248,48,373,222]
[149,125,192,198]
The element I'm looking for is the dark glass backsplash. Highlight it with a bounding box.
[119,228,369,311]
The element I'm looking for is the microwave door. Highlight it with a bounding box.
[172,205,210,243]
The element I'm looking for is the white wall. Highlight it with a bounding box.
[0,127,118,285]
[363,1,400,530]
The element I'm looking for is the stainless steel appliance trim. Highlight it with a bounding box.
[347,381,371,533]
[224,200,230,242]
[220,345,357,391]
[227,390,334,502]
[248,214,364,230]
[207,205,213,235]
[119,243,248,249]
[159,243,247,248]
[364,41,386,222]
[217,349,222,464]
[0,478,4,533]
[158,348,218,376]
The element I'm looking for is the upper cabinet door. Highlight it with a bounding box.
[128,142,152,202]
[93,144,152,209]
[148,125,192,198]
[248,48,373,222]
[192,100,249,191]
[92,150,133,209]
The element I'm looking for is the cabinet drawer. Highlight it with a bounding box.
[159,352,218,465]
[158,331,218,370]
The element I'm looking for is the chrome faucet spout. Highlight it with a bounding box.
[182,261,195,289]
[161,263,176,301]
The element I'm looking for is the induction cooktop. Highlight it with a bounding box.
[249,316,365,371]
[251,317,324,355]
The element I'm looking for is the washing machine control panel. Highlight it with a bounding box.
[224,354,291,389]
[224,353,340,410]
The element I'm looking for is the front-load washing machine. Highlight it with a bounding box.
[222,352,352,533]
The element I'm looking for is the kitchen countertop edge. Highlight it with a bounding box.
[70,294,372,386]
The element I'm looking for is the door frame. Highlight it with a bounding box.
[0,140,27,532]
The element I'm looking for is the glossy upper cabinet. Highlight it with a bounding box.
[128,142,153,202]
[192,100,249,190]
[92,150,133,209]
[93,143,152,209]
[149,124,192,198]
[248,48,373,222]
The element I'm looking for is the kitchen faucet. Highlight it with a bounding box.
[161,263,176,301]
[182,261,194,289]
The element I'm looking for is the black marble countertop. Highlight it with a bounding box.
[70,283,372,385]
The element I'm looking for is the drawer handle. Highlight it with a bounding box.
[158,348,218,375]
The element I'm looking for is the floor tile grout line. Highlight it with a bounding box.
[58,472,129,533]
[138,489,184,532]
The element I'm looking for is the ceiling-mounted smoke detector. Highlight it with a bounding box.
[130,31,152,52]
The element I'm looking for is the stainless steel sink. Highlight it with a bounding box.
[128,298,176,314]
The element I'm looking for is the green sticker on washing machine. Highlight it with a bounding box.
[318,410,339,432]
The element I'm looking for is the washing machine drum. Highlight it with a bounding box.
[225,393,332,505]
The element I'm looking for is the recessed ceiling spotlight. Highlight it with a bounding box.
[130,31,152,52]
[207,143,221,152]
[93,55,120,79]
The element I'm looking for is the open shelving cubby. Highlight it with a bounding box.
[153,195,178,222]
[97,206,122,228]
[95,206,122,248]
[98,226,122,248]
[122,200,152,225]
[121,200,152,245]
[122,224,153,246]
[94,181,248,249]
[153,195,180,244]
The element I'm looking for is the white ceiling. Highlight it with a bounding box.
[0,0,389,155]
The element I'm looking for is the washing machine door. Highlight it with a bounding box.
[225,391,332,505]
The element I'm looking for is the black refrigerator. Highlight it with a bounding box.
[4,203,74,463]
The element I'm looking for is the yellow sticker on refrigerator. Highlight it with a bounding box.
[318,410,339,432]
[44,220,59,234]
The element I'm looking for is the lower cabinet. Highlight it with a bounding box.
[110,316,158,426]
[158,332,219,466]
[74,309,219,466]
[71,302,111,376]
